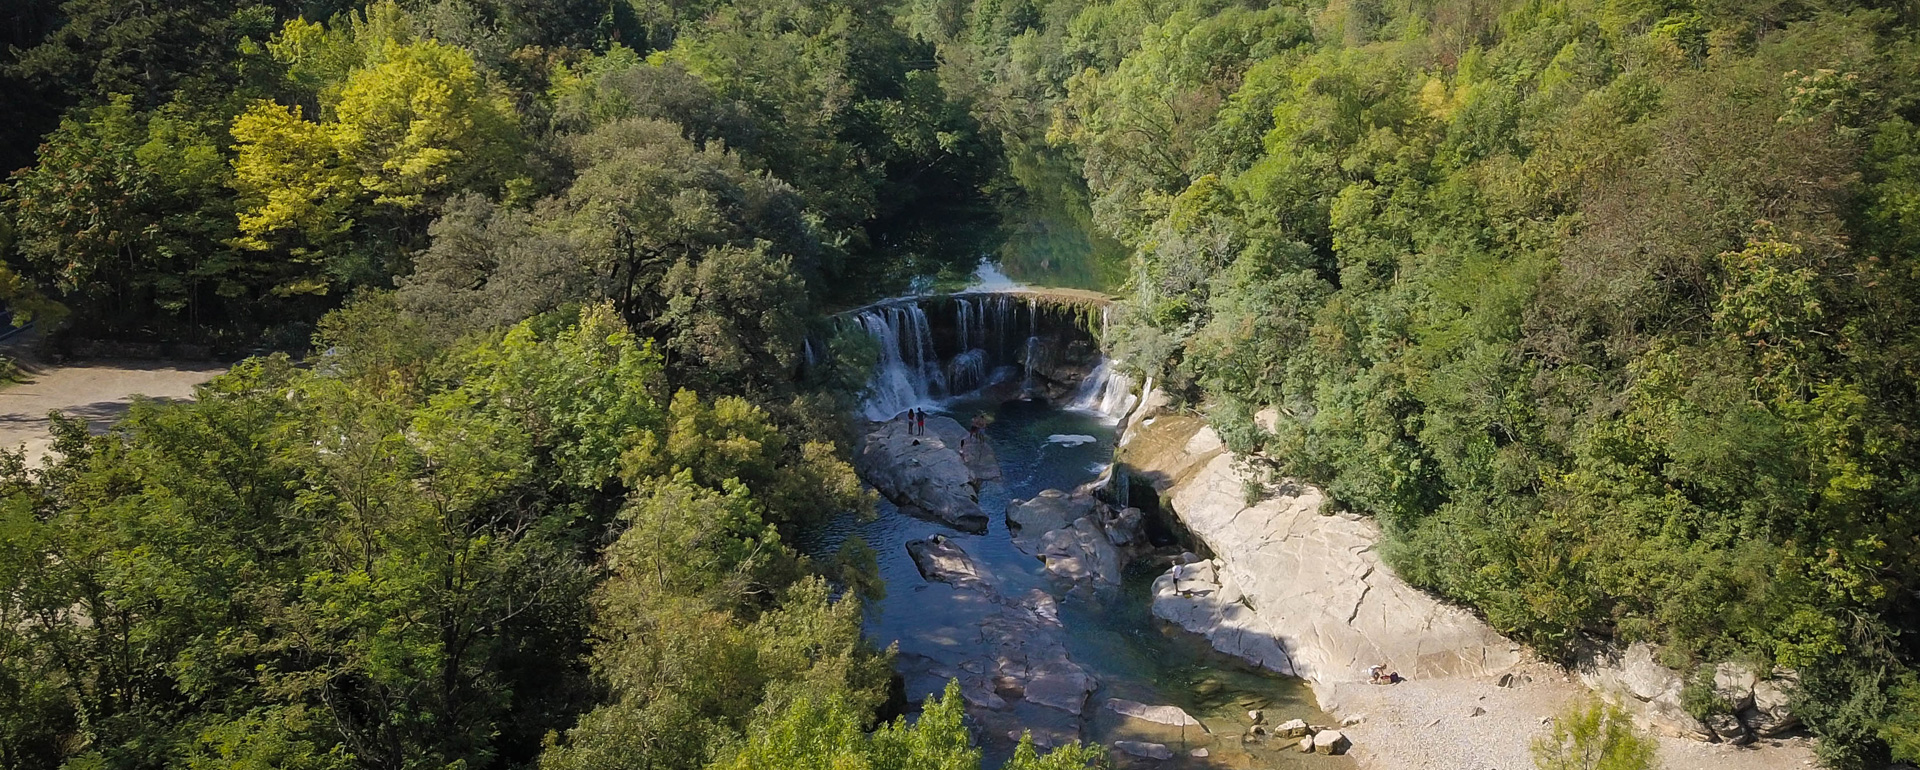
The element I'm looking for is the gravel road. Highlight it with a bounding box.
[0,359,230,465]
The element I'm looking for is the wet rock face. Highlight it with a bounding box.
[1104,699,1206,730]
[855,415,988,533]
[1112,740,1174,760]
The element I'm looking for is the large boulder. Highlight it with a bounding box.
[906,535,992,590]
[1037,517,1124,584]
[1745,671,1802,737]
[1006,490,1099,550]
[856,416,987,533]
[1104,506,1146,546]
[1576,643,1713,741]
[1009,489,1139,585]
[1151,559,1296,675]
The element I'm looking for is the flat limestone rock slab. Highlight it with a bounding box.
[1104,698,1206,730]
[857,416,988,533]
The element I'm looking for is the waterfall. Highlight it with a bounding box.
[947,349,988,394]
[1066,359,1140,422]
[856,308,927,421]
[849,291,1134,422]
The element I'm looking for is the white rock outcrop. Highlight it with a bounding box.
[1124,418,1521,682]
[1578,642,1800,743]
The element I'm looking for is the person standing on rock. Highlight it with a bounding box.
[917,409,927,436]
[906,408,918,435]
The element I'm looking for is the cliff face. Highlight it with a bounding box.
[1115,405,1523,683]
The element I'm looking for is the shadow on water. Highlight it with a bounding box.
[798,395,1348,768]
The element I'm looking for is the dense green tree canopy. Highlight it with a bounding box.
[912,0,1920,765]
[6,0,1920,767]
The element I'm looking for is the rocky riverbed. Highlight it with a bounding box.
[817,397,1352,767]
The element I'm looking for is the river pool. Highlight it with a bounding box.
[800,395,1347,768]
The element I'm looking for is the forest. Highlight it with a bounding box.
[2,0,1918,767]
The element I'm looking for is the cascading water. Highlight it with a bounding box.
[1066,359,1139,421]
[849,291,1135,422]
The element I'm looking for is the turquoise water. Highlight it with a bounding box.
[800,396,1345,768]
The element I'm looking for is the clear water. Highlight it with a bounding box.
[800,397,1346,768]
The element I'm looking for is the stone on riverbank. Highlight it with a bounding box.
[1273,718,1309,738]
[1312,730,1350,755]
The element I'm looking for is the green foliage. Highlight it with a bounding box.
[934,0,1920,763]
[0,304,879,769]
[232,11,526,279]
[708,681,1107,770]
[1532,700,1659,770]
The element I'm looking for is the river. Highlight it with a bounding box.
[799,388,1345,768]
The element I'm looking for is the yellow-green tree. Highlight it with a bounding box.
[230,6,522,291]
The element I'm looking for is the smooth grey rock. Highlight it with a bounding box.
[1189,748,1209,758]
[1038,517,1123,584]
[1247,709,1264,724]
[1295,736,1314,752]
[1747,673,1801,737]
[1273,718,1309,738]
[1104,698,1206,730]
[903,539,1098,720]
[1007,489,1098,549]
[1112,741,1174,761]
[906,535,991,590]
[857,416,987,533]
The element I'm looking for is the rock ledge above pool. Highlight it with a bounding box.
[855,415,995,533]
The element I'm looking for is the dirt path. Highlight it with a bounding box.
[1317,661,1818,770]
[0,359,231,465]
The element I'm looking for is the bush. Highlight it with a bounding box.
[1533,700,1659,770]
